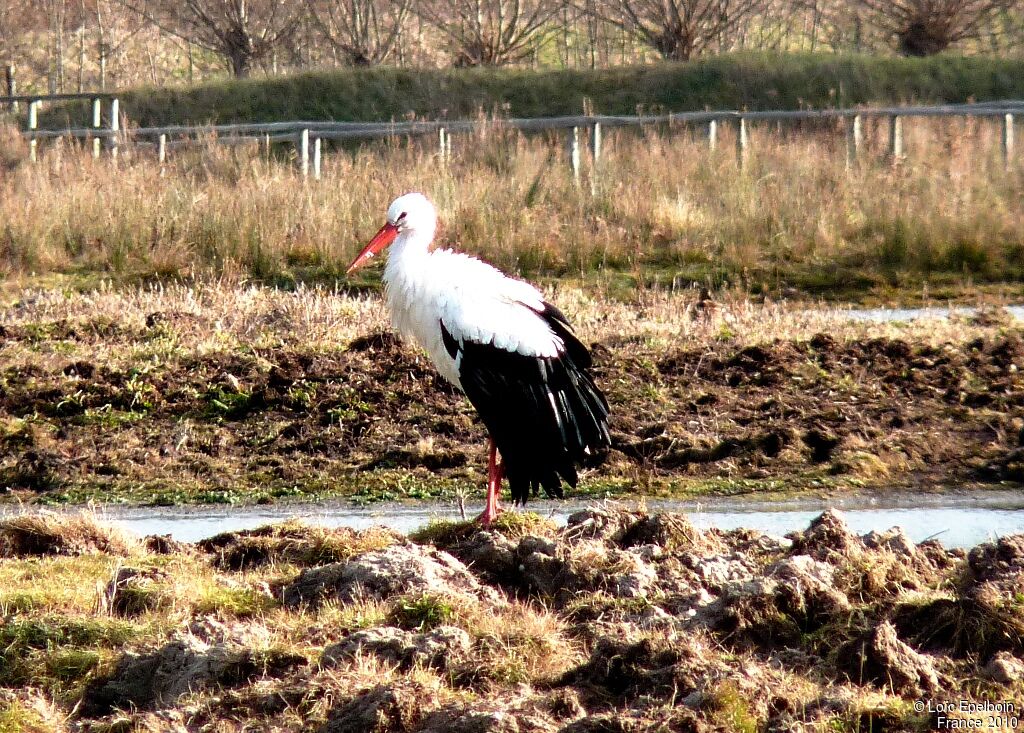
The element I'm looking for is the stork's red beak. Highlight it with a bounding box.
[346,222,399,275]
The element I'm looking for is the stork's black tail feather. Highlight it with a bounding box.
[445,302,611,505]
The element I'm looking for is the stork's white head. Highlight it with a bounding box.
[346,192,437,275]
[387,192,436,232]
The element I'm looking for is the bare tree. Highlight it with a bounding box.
[46,0,68,91]
[583,0,767,60]
[1,2,44,64]
[413,0,563,66]
[117,0,304,76]
[993,4,1024,53]
[857,0,1016,55]
[305,0,410,65]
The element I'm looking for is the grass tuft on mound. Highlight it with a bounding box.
[410,511,558,548]
[199,520,402,570]
[0,513,141,558]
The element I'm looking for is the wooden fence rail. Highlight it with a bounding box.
[8,95,1024,180]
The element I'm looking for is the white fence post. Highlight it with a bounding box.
[1002,113,1014,171]
[438,126,449,163]
[109,97,119,159]
[298,128,309,178]
[570,126,581,186]
[91,97,102,159]
[708,119,717,152]
[846,114,862,169]
[736,116,748,168]
[158,133,167,165]
[28,99,38,162]
[590,122,601,195]
[888,115,903,162]
[313,136,322,180]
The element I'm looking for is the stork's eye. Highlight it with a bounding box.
[397,212,407,222]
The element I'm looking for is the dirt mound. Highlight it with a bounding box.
[145,533,193,555]
[320,680,427,733]
[100,566,170,617]
[696,554,851,649]
[436,507,722,606]
[560,633,704,704]
[565,508,724,555]
[418,705,554,733]
[282,542,504,609]
[892,534,1024,658]
[839,621,942,696]
[83,621,306,715]
[0,512,141,557]
[787,509,863,561]
[967,534,1024,583]
[615,512,719,552]
[321,625,471,672]
[984,652,1024,684]
[199,520,401,570]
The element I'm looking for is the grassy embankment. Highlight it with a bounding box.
[37,52,1024,127]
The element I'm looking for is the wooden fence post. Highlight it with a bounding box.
[589,122,601,195]
[28,99,38,162]
[888,115,903,162]
[91,97,102,159]
[4,64,15,113]
[108,97,119,159]
[1002,113,1014,171]
[313,136,322,180]
[570,126,581,186]
[298,128,309,178]
[736,116,748,168]
[845,114,862,169]
[708,119,717,151]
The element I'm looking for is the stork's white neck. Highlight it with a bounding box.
[384,226,436,283]
[380,224,457,382]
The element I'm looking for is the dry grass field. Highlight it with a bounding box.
[2,114,1022,301]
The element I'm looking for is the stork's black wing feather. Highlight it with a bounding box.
[441,302,610,504]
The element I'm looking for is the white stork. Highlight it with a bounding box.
[346,192,611,524]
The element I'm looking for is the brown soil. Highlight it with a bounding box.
[2,326,1024,501]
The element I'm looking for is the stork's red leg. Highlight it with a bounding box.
[477,437,504,525]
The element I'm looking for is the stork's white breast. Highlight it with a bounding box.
[384,249,564,389]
